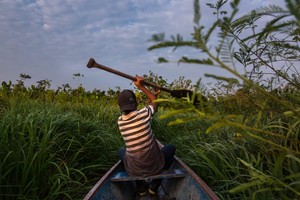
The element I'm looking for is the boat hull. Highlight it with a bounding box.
[84,156,219,200]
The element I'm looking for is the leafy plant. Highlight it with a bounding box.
[148,0,300,199]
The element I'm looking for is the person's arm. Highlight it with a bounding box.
[134,76,160,103]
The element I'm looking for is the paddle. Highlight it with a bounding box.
[86,58,193,98]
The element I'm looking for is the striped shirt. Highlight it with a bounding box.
[118,104,164,177]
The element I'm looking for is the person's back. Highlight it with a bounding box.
[117,76,176,197]
[117,96,165,177]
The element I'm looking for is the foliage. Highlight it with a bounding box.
[0,1,300,199]
[148,0,300,199]
[0,91,122,199]
[0,73,197,199]
[0,75,299,200]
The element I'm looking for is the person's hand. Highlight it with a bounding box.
[134,76,144,88]
[151,88,161,97]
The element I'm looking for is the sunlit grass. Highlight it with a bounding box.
[0,92,299,199]
[0,96,122,199]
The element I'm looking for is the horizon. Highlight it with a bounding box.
[0,0,287,92]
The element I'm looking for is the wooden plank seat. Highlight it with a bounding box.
[111,169,186,182]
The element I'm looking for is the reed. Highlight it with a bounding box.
[0,96,122,199]
[0,88,299,199]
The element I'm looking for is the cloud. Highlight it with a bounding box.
[0,0,288,91]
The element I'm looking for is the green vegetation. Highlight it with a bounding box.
[147,0,300,199]
[1,0,299,199]
[0,91,122,199]
[0,72,299,200]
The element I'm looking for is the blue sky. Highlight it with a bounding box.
[0,0,286,91]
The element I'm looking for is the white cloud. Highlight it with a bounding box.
[0,0,288,91]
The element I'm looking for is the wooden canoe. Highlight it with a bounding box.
[84,156,220,200]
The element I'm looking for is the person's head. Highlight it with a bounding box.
[118,90,137,113]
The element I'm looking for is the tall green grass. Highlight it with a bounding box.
[0,90,299,199]
[153,94,300,200]
[0,96,122,199]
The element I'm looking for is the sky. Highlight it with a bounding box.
[0,0,287,92]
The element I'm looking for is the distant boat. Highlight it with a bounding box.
[84,156,220,200]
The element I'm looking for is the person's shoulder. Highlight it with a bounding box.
[148,103,158,110]
[137,105,155,114]
[146,103,158,114]
[117,115,122,121]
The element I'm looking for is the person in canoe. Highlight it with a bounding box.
[117,76,176,197]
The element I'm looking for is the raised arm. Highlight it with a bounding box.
[134,76,160,103]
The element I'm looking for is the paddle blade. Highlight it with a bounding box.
[170,89,193,98]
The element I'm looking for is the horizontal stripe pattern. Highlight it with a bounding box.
[118,106,155,155]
